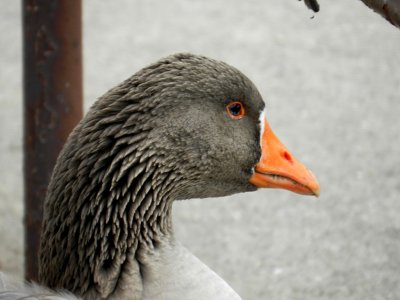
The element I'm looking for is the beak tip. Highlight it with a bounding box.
[310,184,320,197]
[306,169,320,197]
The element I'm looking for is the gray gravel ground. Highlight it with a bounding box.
[1,1,400,299]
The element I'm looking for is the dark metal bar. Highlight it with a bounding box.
[23,0,83,282]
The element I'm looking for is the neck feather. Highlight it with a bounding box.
[39,88,180,298]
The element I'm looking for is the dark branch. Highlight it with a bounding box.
[360,0,400,29]
[300,0,320,12]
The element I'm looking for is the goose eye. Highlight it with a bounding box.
[226,101,245,119]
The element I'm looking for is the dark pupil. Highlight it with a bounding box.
[229,103,242,116]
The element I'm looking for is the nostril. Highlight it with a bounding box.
[283,151,293,163]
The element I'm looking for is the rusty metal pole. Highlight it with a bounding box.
[23,0,83,281]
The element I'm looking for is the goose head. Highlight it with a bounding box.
[123,53,319,199]
[39,53,319,299]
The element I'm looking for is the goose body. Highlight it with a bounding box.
[139,238,241,299]
[0,53,319,299]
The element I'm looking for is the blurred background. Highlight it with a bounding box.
[1,1,400,299]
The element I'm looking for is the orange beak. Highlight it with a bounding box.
[249,118,320,197]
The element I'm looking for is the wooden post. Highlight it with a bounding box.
[22,0,83,281]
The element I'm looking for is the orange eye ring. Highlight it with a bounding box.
[226,101,245,119]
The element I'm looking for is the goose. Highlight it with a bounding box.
[0,53,319,300]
